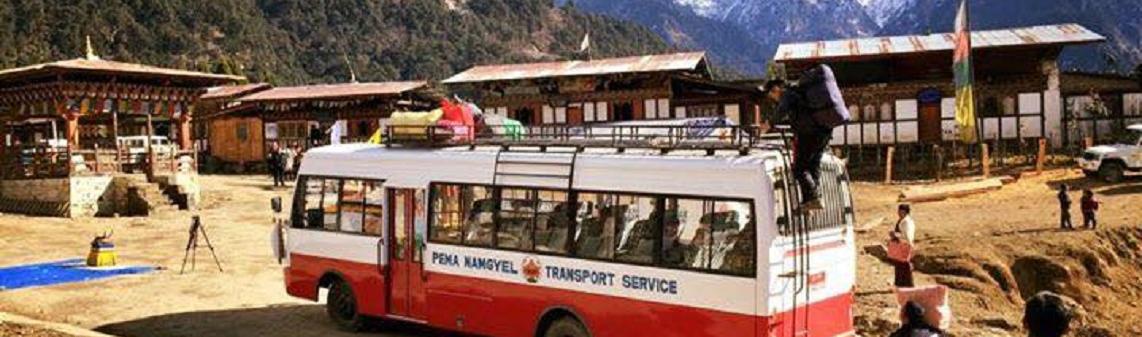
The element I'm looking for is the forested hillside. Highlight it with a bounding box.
[0,0,671,85]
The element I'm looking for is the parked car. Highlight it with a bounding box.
[116,136,176,164]
[1078,124,1142,182]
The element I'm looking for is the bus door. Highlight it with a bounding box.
[387,188,428,320]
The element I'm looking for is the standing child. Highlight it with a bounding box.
[1080,189,1099,229]
[1057,185,1073,230]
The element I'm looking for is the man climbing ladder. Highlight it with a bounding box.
[764,64,851,210]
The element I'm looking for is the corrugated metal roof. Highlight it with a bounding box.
[200,83,271,101]
[0,58,246,84]
[442,52,707,84]
[774,24,1105,62]
[239,81,427,102]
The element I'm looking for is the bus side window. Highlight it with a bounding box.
[295,177,325,229]
[662,198,711,270]
[339,180,366,233]
[534,190,570,254]
[430,184,463,244]
[322,179,342,231]
[462,186,494,246]
[497,188,536,250]
[710,200,755,276]
[614,195,657,265]
[363,181,384,236]
[574,193,615,259]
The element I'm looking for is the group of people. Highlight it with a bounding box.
[266,142,303,187]
[886,203,1081,337]
[1057,185,1101,230]
[892,291,1076,337]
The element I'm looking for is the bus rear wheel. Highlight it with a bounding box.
[544,316,590,337]
[327,279,366,332]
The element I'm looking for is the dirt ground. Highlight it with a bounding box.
[852,170,1142,337]
[0,170,1138,337]
[0,322,79,337]
[0,175,415,337]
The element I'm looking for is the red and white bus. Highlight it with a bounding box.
[273,133,856,337]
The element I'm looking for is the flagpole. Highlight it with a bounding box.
[968,0,984,147]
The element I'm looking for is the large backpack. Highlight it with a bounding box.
[798,64,851,129]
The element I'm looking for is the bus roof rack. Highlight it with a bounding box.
[382,123,794,155]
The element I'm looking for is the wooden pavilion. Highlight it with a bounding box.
[442,52,765,127]
[0,53,243,216]
[202,81,434,171]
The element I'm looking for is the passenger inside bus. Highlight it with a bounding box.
[615,198,658,264]
[497,188,536,250]
[464,196,495,246]
[574,196,624,260]
[661,213,687,266]
[535,202,572,253]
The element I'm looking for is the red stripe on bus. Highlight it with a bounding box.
[286,253,854,337]
[784,240,847,258]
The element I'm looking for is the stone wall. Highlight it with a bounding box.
[0,178,71,216]
[69,176,116,218]
[0,178,70,203]
[0,176,137,217]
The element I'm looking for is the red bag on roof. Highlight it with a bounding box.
[440,99,475,126]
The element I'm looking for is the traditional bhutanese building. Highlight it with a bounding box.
[772,24,1137,150]
[442,52,766,127]
[200,81,435,170]
[0,53,243,216]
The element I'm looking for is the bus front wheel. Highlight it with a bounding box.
[544,316,590,337]
[327,279,366,332]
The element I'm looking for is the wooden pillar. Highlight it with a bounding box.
[981,143,991,178]
[1036,138,1047,175]
[146,111,155,178]
[111,104,119,141]
[64,112,79,152]
[885,146,895,184]
[178,108,192,151]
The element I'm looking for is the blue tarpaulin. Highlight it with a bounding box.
[0,258,154,290]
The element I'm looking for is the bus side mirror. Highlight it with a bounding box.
[271,196,282,214]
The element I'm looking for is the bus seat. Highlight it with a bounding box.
[577,237,602,258]
[546,230,568,252]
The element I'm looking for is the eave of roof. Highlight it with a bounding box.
[238,81,429,102]
[442,52,708,84]
[0,58,246,85]
[774,23,1105,63]
[200,83,272,101]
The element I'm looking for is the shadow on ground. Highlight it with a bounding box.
[1045,175,1141,191]
[95,304,437,337]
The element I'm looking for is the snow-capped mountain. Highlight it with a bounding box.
[857,0,913,27]
[564,0,879,76]
[562,0,1140,75]
[879,0,1142,72]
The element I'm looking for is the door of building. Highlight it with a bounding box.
[918,103,943,143]
[567,106,584,125]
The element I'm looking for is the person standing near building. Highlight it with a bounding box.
[308,124,324,147]
[1080,189,1099,229]
[1057,185,1074,230]
[267,141,285,187]
[890,204,917,288]
[291,144,304,181]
